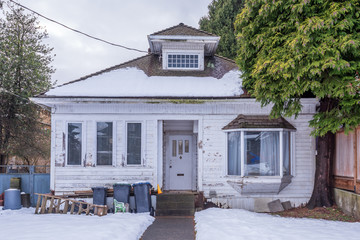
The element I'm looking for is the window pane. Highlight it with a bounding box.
[283,131,291,175]
[178,140,183,155]
[97,122,113,165]
[228,132,241,175]
[185,140,189,153]
[172,140,177,157]
[67,123,82,165]
[245,131,279,176]
[127,123,141,164]
[167,54,199,69]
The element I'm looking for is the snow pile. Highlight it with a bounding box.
[0,207,154,240]
[45,68,243,97]
[195,208,360,240]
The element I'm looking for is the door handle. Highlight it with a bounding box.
[179,156,182,159]
[169,166,172,168]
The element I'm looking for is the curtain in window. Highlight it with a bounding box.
[127,123,141,165]
[228,132,241,175]
[283,131,291,175]
[67,123,82,165]
[259,132,279,176]
[245,131,279,176]
[97,122,113,165]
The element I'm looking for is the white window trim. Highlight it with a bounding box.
[125,121,145,166]
[94,121,116,167]
[162,49,204,71]
[224,129,294,177]
[65,121,86,167]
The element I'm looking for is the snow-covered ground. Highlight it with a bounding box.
[0,207,154,240]
[195,208,360,240]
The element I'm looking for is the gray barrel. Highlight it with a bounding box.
[113,183,131,204]
[133,182,152,213]
[92,187,108,205]
[4,189,21,210]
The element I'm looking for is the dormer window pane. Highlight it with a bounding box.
[167,54,200,69]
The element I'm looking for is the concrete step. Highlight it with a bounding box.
[156,209,195,216]
[156,193,195,216]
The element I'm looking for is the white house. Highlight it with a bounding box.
[33,23,317,211]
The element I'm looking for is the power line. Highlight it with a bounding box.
[8,0,148,53]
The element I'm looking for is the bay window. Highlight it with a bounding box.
[227,129,293,177]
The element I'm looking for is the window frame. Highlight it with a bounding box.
[125,121,144,166]
[65,121,85,167]
[224,128,295,177]
[95,121,116,167]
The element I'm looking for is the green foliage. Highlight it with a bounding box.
[0,1,54,163]
[199,0,244,59]
[235,0,360,136]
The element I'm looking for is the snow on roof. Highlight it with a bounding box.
[45,67,243,98]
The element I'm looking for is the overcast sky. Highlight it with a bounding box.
[8,0,213,85]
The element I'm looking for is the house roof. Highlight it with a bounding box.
[150,23,215,37]
[222,115,296,130]
[38,53,248,99]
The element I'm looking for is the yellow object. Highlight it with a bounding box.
[157,184,163,194]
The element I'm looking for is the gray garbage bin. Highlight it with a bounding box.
[113,183,131,204]
[92,187,108,205]
[133,182,152,213]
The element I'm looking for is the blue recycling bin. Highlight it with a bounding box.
[113,183,131,204]
[133,182,152,213]
[92,187,108,205]
[3,189,21,210]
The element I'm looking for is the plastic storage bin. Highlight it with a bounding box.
[92,187,108,205]
[113,183,131,204]
[10,177,21,190]
[133,182,152,213]
[3,189,21,210]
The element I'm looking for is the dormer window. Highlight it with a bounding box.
[147,23,220,71]
[162,45,204,71]
[167,54,199,69]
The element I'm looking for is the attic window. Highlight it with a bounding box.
[168,54,199,69]
[162,46,204,70]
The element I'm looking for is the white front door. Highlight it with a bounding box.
[166,135,193,190]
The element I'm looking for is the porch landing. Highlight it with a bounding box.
[156,192,197,216]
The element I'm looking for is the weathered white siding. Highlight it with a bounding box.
[49,98,317,210]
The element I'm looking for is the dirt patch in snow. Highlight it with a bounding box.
[272,205,359,222]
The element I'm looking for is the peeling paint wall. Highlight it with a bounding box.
[50,99,317,207]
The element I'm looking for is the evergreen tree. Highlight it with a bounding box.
[235,0,360,208]
[0,1,54,167]
[199,0,244,59]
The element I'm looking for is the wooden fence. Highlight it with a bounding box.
[333,128,360,193]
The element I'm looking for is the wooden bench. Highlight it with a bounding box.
[35,193,107,216]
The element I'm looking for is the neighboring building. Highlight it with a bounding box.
[333,128,360,218]
[33,23,318,211]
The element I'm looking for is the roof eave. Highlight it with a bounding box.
[148,35,220,55]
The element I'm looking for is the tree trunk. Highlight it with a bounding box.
[307,97,336,209]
